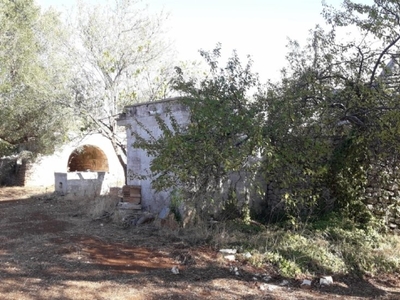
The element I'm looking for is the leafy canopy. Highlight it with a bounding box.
[0,0,72,157]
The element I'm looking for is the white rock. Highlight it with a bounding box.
[259,283,277,291]
[279,280,289,286]
[301,279,312,289]
[320,276,333,286]
[262,275,272,282]
[224,254,236,261]
[243,252,252,259]
[219,249,237,254]
[171,266,179,274]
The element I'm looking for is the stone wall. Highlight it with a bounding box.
[54,172,109,198]
[118,98,190,213]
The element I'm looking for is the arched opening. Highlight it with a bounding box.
[67,145,109,172]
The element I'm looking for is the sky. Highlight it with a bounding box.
[36,0,373,81]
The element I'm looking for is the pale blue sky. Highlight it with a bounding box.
[37,0,373,81]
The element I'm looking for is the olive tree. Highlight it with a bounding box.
[0,0,72,158]
[63,0,176,183]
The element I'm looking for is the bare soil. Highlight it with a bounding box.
[0,187,400,299]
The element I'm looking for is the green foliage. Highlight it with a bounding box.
[133,0,400,227]
[206,216,400,277]
[134,46,266,216]
[0,0,72,157]
[259,0,400,224]
[169,189,183,223]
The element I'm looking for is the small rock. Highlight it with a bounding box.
[171,266,179,274]
[252,277,258,281]
[301,279,312,289]
[243,252,252,259]
[219,249,237,254]
[137,214,155,225]
[229,266,240,276]
[320,276,333,286]
[280,280,289,286]
[259,283,277,291]
[262,275,272,282]
[158,207,170,219]
[224,255,236,261]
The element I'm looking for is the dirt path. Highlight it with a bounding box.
[0,187,399,299]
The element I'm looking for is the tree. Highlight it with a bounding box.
[0,0,72,158]
[64,0,176,183]
[134,0,400,225]
[262,0,400,223]
[134,46,266,220]
[128,0,400,226]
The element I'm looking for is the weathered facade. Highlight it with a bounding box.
[117,98,190,212]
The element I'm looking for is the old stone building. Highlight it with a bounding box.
[117,98,190,212]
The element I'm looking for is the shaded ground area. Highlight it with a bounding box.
[0,187,399,299]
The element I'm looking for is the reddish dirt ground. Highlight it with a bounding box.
[0,187,400,299]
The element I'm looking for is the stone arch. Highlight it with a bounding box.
[67,145,109,172]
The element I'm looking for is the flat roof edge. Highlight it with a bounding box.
[123,97,189,109]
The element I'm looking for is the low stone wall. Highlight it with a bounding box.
[54,172,110,198]
[364,165,400,230]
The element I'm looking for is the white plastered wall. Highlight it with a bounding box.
[25,133,125,189]
[118,99,190,212]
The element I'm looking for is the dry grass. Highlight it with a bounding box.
[86,194,119,218]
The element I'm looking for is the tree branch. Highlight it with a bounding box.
[369,34,400,87]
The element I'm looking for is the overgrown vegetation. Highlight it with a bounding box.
[130,0,400,277]
[135,0,400,230]
[176,214,399,278]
